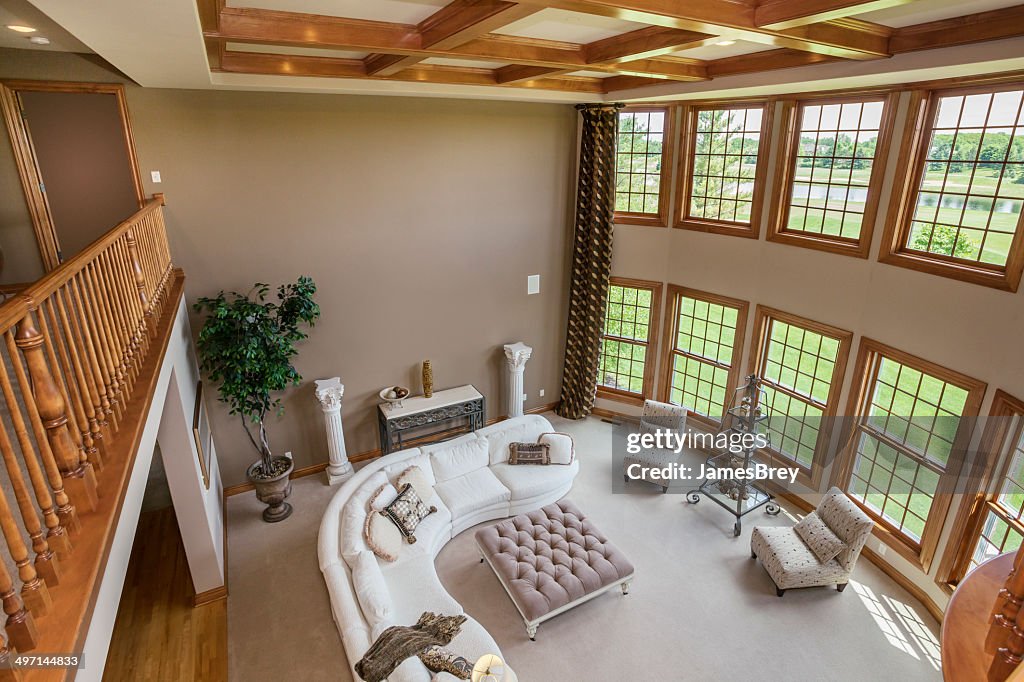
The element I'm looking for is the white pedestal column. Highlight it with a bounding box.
[315,378,353,485]
[503,342,533,418]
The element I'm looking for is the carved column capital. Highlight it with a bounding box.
[503,342,533,371]
[314,378,345,412]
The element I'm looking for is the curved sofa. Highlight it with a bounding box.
[318,415,579,681]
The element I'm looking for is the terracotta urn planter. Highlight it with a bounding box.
[247,456,294,523]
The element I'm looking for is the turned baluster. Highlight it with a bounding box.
[39,299,99,473]
[88,259,132,405]
[101,248,139,390]
[992,544,1024,680]
[107,240,143,376]
[114,236,149,362]
[8,325,96,524]
[71,275,118,429]
[0,545,37,654]
[125,228,151,329]
[62,284,111,439]
[0,348,73,547]
[0,477,51,619]
[82,265,125,420]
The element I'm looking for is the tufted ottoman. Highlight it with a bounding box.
[474,499,635,640]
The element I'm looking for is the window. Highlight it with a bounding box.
[677,102,773,238]
[881,84,1024,291]
[658,286,747,425]
[941,391,1024,587]
[769,94,897,257]
[834,338,986,569]
[597,278,663,404]
[750,307,852,486]
[614,107,674,227]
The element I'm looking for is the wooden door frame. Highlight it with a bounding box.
[0,80,144,271]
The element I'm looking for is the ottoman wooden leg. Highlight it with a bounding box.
[776,587,786,597]
[837,583,848,593]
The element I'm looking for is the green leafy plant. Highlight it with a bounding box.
[193,277,320,478]
[909,225,976,260]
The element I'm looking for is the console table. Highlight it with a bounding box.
[377,385,485,455]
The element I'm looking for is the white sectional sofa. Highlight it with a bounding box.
[318,415,579,681]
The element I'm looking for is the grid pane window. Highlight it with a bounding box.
[616,110,667,215]
[598,282,656,396]
[786,100,885,240]
[688,107,764,224]
[907,88,1024,267]
[667,294,741,421]
[756,316,845,471]
[847,353,972,544]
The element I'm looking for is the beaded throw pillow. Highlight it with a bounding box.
[794,511,847,564]
[382,483,436,544]
[508,441,550,465]
[417,645,472,679]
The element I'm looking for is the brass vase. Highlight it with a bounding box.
[422,360,433,398]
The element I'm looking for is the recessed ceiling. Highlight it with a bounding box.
[224,0,448,24]
[672,41,774,61]
[858,0,1022,27]
[226,43,369,60]
[420,57,509,69]
[0,0,89,52]
[494,9,646,43]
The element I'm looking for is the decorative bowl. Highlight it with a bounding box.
[379,386,410,408]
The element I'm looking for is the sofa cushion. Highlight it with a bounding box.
[477,417,550,466]
[490,462,577,502]
[352,550,393,626]
[539,432,574,465]
[411,496,452,553]
[380,549,465,627]
[340,471,390,565]
[434,468,511,520]
[795,511,846,564]
[397,465,435,502]
[382,449,435,488]
[429,437,488,484]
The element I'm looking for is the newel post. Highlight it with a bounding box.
[15,313,99,518]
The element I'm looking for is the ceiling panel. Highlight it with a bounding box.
[421,57,509,69]
[858,0,1022,27]
[226,43,369,59]
[225,0,449,24]
[494,9,646,43]
[672,40,774,60]
[568,70,614,78]
[0,0,90,52]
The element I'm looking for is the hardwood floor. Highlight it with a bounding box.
[103,507,227,681]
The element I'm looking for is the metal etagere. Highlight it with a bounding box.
[686,374,781,536]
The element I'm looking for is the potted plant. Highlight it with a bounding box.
[193,277,320,522]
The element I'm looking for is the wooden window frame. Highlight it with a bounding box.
[596,277,664,406]
[675,100,775,239]
[830,337,987,572]
[879,83,1024,292]
[658,285,748,428]
[936,390,1024,591]
[0,80,144,271]
[748,306,853,489]
[613,106,675,228]
[768,92,899,259]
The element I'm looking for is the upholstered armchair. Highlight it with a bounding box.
[750,487,874,597]
[623,400,688,493]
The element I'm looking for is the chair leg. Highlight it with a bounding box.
[750,550,757,559]
[776,587,785,597]
[837,583,848,593]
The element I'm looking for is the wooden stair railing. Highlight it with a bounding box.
[0,195,176,681]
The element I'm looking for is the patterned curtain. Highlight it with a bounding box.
[557,105,618,420]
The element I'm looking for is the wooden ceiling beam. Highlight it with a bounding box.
[495,64,574,83]
[601,74,667,92]
[508,0,892,59]
[584,26,715,63]
[706,47,839,77]
[215,47,605,92]
[754,0,915,31]
[889,4,1024,54]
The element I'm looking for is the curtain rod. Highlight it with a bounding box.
[574,102,626,110]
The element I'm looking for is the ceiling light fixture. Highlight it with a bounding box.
[6,25,36,33]
[715,40,737,46]
[28,36,50,45]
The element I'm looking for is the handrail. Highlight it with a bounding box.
[0,195,175,679]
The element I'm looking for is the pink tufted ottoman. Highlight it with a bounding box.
[474,499,635,640]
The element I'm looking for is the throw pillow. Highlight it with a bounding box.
[795,511,847,564]
[352,551,393,625]
[508,441,550,465]
[418,645,472,679]
[369,482,399,512]
[383,483,437,544]
[538,432,574,465]
[397,465,434,503]
[364,508,403,562]
[355,612,467,682]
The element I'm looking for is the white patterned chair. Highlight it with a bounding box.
[750,487,874,597]
[623,400,688,493]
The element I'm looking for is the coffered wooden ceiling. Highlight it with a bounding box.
[195,0,1024,95]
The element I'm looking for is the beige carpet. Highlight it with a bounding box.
[227,413,943,681]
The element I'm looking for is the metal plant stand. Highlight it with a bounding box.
[686,374,781,536]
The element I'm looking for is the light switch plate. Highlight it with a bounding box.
[151,170,162,183]
[539,389,545,397]
[527,274,540,295]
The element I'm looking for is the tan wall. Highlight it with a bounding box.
[599,91,1024,611]
[0,49,575,488]
[0,125,44,283]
